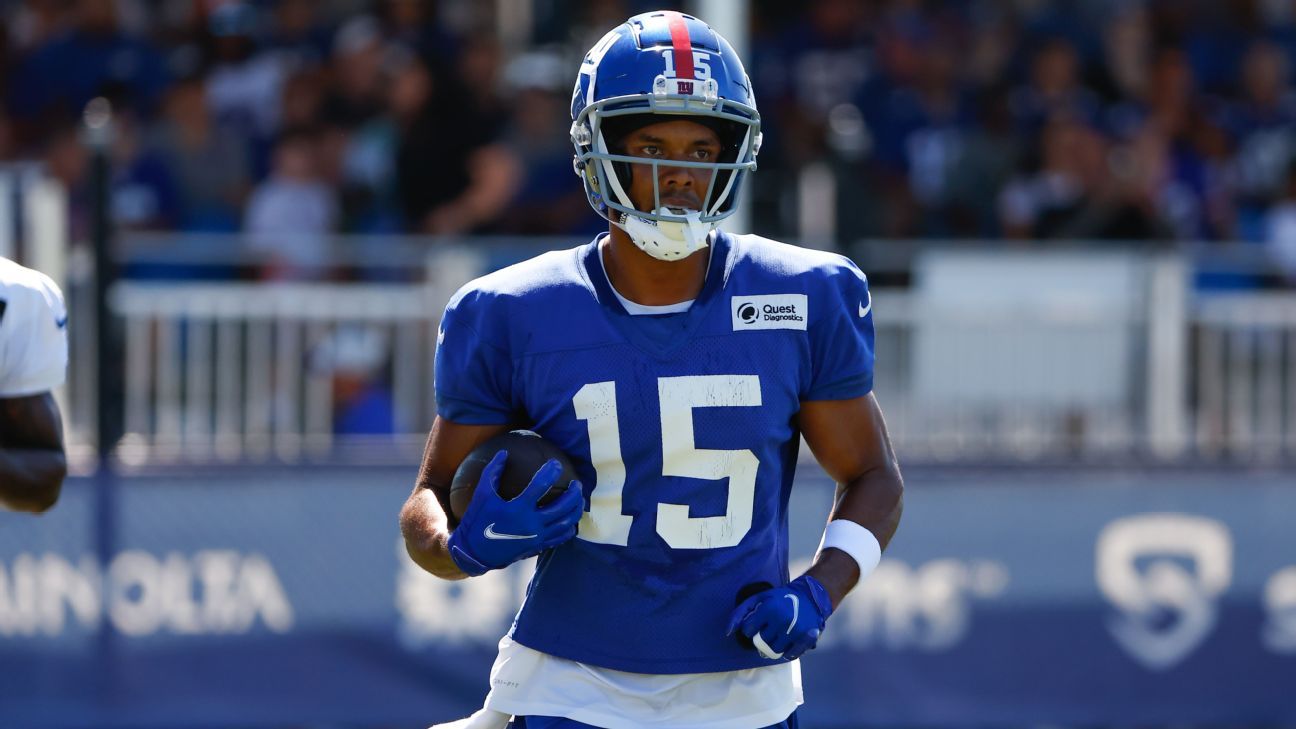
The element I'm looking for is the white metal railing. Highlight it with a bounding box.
[867,291,1145,461]
[94,246,480,463]
[108,282,443,462]
[10,162,1296,465]
[48,241,1296,465]
[1192,293,1296,462]
[868,251,1157,461]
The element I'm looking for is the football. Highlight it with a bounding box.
[733,581,773,651]
[448,430,579,522]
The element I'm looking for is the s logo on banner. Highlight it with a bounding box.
[1096,513,1232,670]
[1263,565,1296,653]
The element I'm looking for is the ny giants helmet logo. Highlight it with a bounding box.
[1095,513,1233,670]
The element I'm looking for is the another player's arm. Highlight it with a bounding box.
[400,416,510,580]
[798,392,904,608]
[0,392,67,513]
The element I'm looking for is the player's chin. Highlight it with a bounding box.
[660,198,701,212]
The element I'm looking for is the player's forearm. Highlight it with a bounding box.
[399,490,471,580]
[0,448,66,513]
[806,465,904,608]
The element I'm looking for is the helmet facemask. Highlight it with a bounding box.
[572,87,761,261]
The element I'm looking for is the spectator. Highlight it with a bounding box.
[151,77,250,232]
[6,0,168,141]
[1091,5,1150,104]
[999,116,1170,241]
[867,24,974,236]
[1011,38,1101,134]
[3,0,73,56]
[1180,0,1259,95]
[1,0,1295,256]
[110,110,182,231]
[946,85,1023,236]
[754,0,875,169]
[279,67,327,130]
[203,1,292,176]
[244,127,337,278]
[493,50,598,236]
[393,57,519,236]
[1265,159,1296,281]
[457,31,508,122]
[266,0,330,69]
[1138,48,1231,241]
[338,49,418,233]
[310,324,395,436]
[1226,40,1296,236]
[42,126,91,242]
[379,0,460,67]
[962,2,1016,89]
[37,107,181,244]
[1187,110,1240,241]
[321,16,389,130]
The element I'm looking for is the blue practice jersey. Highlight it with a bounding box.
[435,231,874,673]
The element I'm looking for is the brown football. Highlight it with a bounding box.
[448,430,579,523]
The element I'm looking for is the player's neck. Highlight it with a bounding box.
[602,227,709,306]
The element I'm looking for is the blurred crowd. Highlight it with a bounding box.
[746,0,1296,277]
[3,0,1296,276]
[0,0,621,273]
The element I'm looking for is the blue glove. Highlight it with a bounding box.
[447,451,584,576]
[726,575,834,660]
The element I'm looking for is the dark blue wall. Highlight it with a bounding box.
[1,466,1293,728]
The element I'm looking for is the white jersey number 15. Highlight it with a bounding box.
[573,375,761,549]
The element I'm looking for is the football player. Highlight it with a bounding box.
[0,257,69,513]
[401,11,903,727]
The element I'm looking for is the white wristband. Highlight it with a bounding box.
[816,520,882,580]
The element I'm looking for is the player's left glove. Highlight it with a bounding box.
[726,575,834,661]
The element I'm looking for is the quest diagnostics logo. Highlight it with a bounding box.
[731,294,807,331]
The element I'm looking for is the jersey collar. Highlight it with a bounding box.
[581,231,731,316]
[580,231,734,356]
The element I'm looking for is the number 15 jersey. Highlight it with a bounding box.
[435,231,874,674]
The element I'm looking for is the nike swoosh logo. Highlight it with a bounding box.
[785,594,799,634]
[858,292,871,319]
[55,315,68,329]
[483,523,536,540]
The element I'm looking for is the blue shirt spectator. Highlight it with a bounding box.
[7,0,168,122]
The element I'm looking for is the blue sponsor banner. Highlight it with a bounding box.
[1,466,1294,728]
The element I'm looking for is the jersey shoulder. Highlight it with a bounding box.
[0,258,69,396]
[440,245,601,355]
[452,247,587,303]
[0,258,67,329]
[728,233,866,283]
[725,234,869,325]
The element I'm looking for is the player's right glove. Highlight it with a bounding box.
[446,451,584,577]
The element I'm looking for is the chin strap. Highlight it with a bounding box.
[619,207,713,261]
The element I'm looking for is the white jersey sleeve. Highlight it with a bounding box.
[0,258,69,397]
